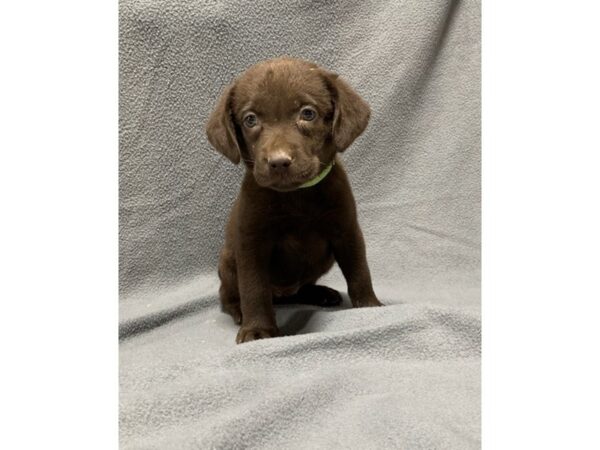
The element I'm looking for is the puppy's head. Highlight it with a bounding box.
[206,58,370,191]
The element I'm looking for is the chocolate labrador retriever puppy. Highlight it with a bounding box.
[206,57,382,344]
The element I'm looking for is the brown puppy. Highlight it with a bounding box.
[206,57,382,344]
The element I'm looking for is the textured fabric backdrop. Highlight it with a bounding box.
[119,0,481,448]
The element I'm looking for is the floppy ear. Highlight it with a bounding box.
[322,72,371,152]
[205,83,241,164]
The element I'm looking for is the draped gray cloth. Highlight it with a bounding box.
[119,0,480,448]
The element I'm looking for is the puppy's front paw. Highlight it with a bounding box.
[236,325,280,344]
[353,296,384,308]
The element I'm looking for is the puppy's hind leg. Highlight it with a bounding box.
[218,247,242,324]
[298,284,343,307]
[275,283,343,307]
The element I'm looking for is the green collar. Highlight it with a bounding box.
[298,161,334,189]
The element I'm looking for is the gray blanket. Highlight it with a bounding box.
[119,0,481,448]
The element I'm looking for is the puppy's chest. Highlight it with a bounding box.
[262,194,342,248]
[269,219,331,277]
[266,217,321,251]
[267,206,337,240]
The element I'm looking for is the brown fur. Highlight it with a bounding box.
[206,57,382,344]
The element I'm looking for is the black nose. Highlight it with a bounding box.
[268,156,292,170]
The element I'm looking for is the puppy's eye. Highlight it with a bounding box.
[243,113,258,128]
[300,107,317,121]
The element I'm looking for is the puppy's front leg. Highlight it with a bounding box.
[235,238,279,344]
[332,224,383,308]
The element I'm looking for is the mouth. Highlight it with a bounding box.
[255,167,320,192]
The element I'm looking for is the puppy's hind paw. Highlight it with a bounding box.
[235,326,280,344]
[353,296,384,308]
[299,284,343,307]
